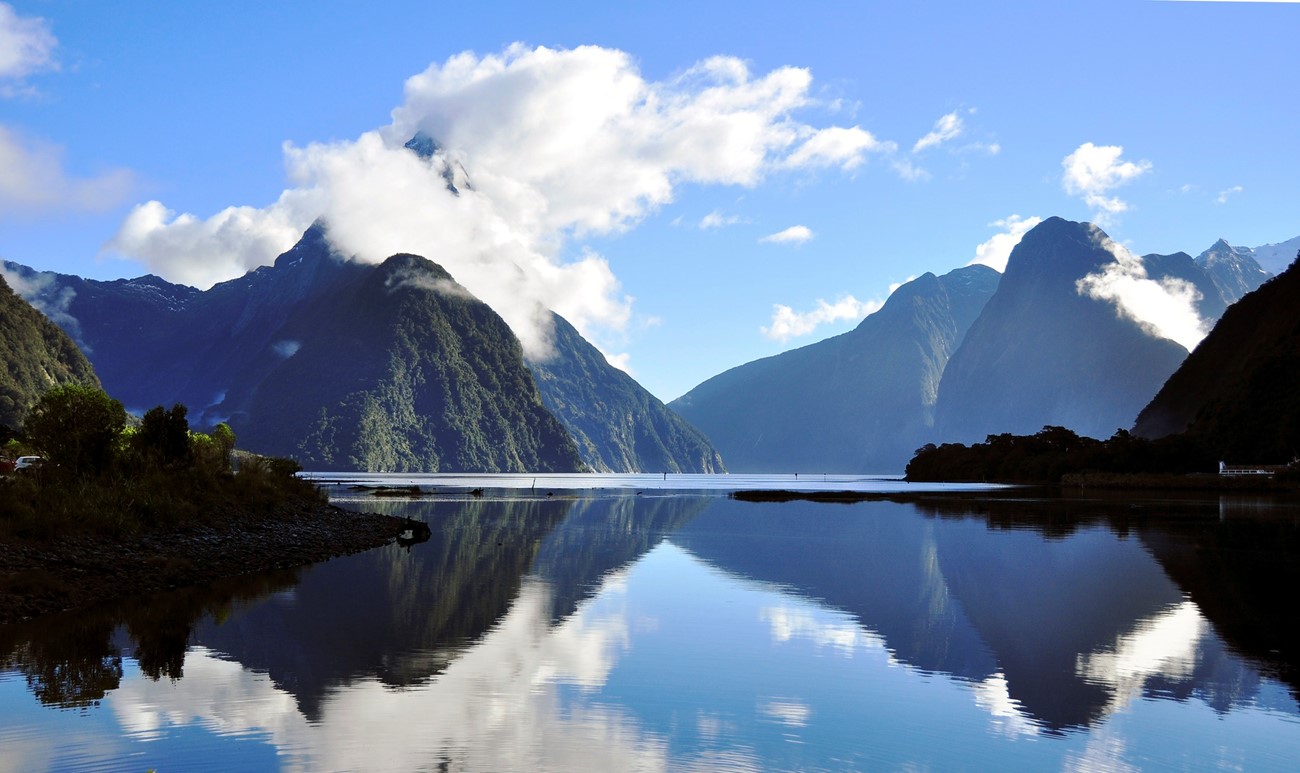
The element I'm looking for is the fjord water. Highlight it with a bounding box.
[2,485,1299,771]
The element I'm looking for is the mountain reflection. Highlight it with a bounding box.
[674,494,1300,733]
[2,490,1298,769]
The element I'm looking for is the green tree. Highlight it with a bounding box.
[22,384,127,476]
[211,422,236,471]
[135,404,192,468]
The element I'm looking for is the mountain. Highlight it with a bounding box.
[0,274,100,428]
[1,261,198,412]
[232,252,584,471]
[931,217,1191,444]
[528,314,726,473]
[1133,249,1300,462]
[1141,243,1269,324]
[1195,238,1272,306]
[1250,235,1300,275]
[6,230,583,471]
[5,226,717,472]
[670,265,999,472]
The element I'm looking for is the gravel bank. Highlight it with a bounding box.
[0,502,408,625]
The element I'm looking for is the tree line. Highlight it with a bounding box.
[2,384,315,538]
[905,425,1224,483]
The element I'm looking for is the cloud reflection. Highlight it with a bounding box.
[109,578,664,772]
[759,605,889,658]
[1076,600,1207,715]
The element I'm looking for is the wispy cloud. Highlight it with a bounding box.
[761,294,882,342]
[1216,185,1243,204]
[892,159,931,182]
[781,126,895,171]
[912,111,964,153]
[0,2,57,94]
[699,210,745,229]
[1061,142,1151,223]
[969,214,1043,272]
[0,124,136,213]
[758,224,814,245]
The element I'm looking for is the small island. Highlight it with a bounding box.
[0,385,409,625]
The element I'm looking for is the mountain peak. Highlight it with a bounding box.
[403,131,440,160]
[403,132,473,195]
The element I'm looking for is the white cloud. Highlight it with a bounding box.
[699,210,744,229]
[891,159,931,182]
[781,125,893,171]
[761,294,882,342]
[1216,185,1243,204]
[912,111,964,153]
[0,125,135,213]
[1061,142,1152,223]
[758,224,814,245]
[105,44,885,360]
[107,195,318,289]
[0,2,57,91]
[1075,227,1208,351]
[969,214,1042,272]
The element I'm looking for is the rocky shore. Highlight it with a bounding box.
[0,502,408,625]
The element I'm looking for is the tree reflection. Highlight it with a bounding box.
[0,568,301,708]
[0,611,122,710]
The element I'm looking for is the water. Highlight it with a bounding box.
[2,480,1299,771]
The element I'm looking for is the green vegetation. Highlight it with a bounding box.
[1,385,321,539]
[530,313,726,473]
[0,275,99,430]
[906,425,1221,483]
[237,252,584,473]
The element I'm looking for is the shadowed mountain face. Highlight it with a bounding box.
[529,313,725,473]
[1134,252,1300,460]
[0,274,101,428]
[932,217,1191,444]
[5,227,356,422]
[670,265,999,472]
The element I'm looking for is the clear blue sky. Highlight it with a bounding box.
[2,0,1297,400]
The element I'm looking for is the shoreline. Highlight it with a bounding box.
[0,502,409,626]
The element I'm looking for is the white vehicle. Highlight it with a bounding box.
[14,455,44,471]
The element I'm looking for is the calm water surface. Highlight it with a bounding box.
[2,478,1299,771]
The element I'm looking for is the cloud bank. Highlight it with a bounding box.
[1076,229,1208,351]
[106,44,886,359]
[1061,142,1151,223]
[0,125,135,215]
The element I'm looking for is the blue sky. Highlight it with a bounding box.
[1,0,1297,400]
